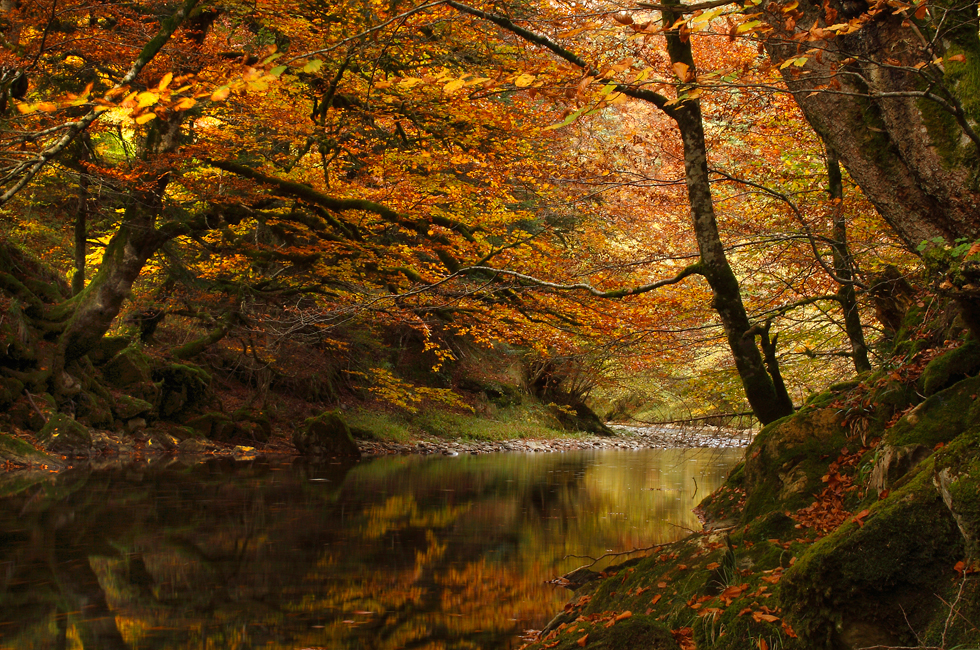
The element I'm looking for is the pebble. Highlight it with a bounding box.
[356,424,755,457]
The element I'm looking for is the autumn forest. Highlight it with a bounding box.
[3,0,975,431]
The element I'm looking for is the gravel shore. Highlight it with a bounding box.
[357,423,755,456]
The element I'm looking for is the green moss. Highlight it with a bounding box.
[884,375,980,447]
[741,408,847,521]
[778,462,963,648]
[0,432,56,465]
[932,426,980,558]
[920,340,980,396]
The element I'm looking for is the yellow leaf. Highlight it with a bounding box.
[514,73,536,87]
[158,72,173,91]
[211,86,231,101]
[692,6,726,24]
[443,78,466,93]
[135,112,157,124]
[303,58,324,73]
[736,19,762,33]
[136,91,158,108]
[174,97,197,111]
[399,77,423,88]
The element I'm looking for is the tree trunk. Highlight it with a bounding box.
[665,12,795,425]
[72,168,88,297]
[826,148,872,373]
[763,0,980,249]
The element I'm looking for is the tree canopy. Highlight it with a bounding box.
[0,0,973,425]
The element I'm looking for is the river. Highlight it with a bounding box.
[0,447,741,649]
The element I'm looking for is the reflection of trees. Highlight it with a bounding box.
[0,449,740,649]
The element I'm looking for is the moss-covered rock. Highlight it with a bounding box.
[883,375,980,448]
[86,336,131,366]
[37,413,92,456]
[920,339,980,396]
[75,390,114,428]
[742,407,847,520]
[153,363,213,420]
[186,411,235,440]
[112,394,154,421]
[293,411,361,458]
[0,432,59,466]
[103,345,153,388]
[0,377,22,410]
[932,426,980,559]
[778,463,963,649]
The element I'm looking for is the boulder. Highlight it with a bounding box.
[186,411,235,440]
[870,444,932,494]
[932,428,980,559]
[919,339,980,397]
[75,390,114,428]
[113,394,153,421]
[293,412,361,458]
[103,346,153,388]
[0,432,60,466]
[153,363,213,420]
[37,413,92,456]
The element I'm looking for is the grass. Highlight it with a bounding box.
[345,402,578,443]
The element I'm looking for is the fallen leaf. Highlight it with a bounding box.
[577,633,589,647]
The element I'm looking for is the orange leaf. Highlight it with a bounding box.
[577,633,589,647]
[651,594,662,605]
[706,562,720,570]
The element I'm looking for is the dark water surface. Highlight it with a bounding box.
[0,447,741,650]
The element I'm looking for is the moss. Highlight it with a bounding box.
[103,345,153,388]
[920,339,980,396]
[0,432,56,465]
[778,462,963,648]
[37,412,92,455]
[884,375,980,447]
[932,426,980,558]
[741,408,847,521]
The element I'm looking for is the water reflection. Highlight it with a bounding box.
[0,447,741,649]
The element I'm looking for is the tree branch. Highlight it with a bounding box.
[445,0,676,115]
[0,0,203,206]
[459,263,702,298]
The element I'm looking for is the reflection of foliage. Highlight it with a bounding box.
[0,450,739,649]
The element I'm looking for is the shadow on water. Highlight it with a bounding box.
[0,447,741,649]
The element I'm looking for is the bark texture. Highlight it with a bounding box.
[763,0,980,248]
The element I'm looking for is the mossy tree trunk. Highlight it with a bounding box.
[763,0,980,249]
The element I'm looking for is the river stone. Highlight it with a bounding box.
[0,432,60,466]
[37,413,92,456]
[293,412,361,458]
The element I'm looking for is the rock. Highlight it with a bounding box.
[870,444,932,493]
[0,377,23,410]
[293,411,361,458]
[0,432,60,466]
[75,390,114,428]
[37,413,92,456]
[178,438,211,454]
[932,429,980,559]
[113,394,153,420]
[186,411,235,439]
[103,346,153,388]
[86,336,131,366]
[153,363,213,420]
[920,339,980,396]
[125,417,147,433]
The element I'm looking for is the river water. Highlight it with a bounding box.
[0,447,741,650]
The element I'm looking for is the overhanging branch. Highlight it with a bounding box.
[459,263,702,297]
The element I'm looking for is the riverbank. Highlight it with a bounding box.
[0,418,753,474]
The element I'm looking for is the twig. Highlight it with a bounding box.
[23,390,47,425]
[563,542,669,570]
